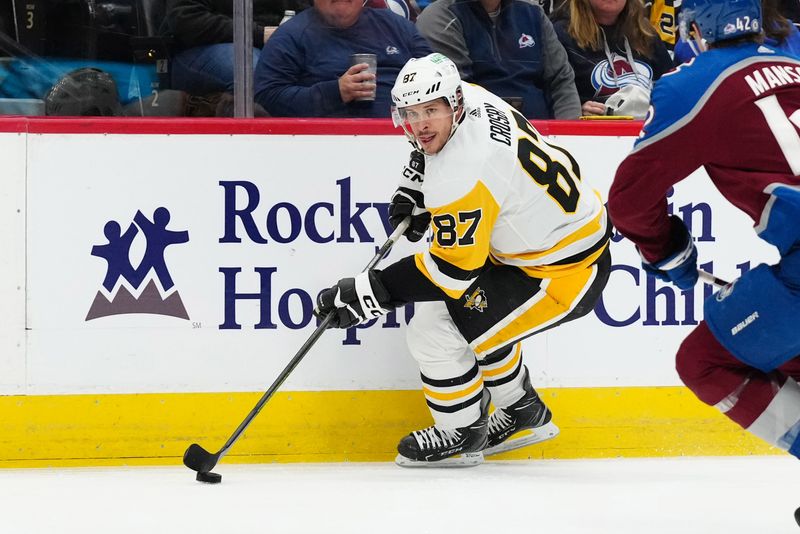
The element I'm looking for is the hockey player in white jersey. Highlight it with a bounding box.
[315,53,611,467]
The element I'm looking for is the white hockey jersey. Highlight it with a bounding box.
[414,83,609,299]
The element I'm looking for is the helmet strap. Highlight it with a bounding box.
[442,87,465,150]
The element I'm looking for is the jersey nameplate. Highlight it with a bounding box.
[484,102,512,147]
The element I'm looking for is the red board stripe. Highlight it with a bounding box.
[0,117,643,136]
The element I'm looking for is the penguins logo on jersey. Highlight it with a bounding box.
[464,288,488,312]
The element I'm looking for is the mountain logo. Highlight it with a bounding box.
[86,207,190,321]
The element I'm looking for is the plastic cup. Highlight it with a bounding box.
[350,53,377,102]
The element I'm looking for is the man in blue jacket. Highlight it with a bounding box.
[254,0,432,117]
[416,0,580,119]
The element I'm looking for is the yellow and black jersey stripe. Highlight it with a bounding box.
[490,199,611,278]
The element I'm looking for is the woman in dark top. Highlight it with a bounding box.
[552,0,673,116]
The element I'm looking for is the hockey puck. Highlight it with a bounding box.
[794,506,800,527]
[196,471,222,484]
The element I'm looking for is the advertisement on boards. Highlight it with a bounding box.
[17,132,778,395]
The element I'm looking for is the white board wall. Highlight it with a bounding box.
[0,130,777,395]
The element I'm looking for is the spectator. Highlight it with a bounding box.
[675,0,800,63]
[164,0,309,95]
[0,1,13,43]
[779,0,800,21]
[552,0,672,117]
[416,0,580,119]
[254,0,431,117]
[644,0,680,56]
[763,0,800,55]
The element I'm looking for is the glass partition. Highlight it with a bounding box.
[0,0,432,118]
[0,0,180,116]
[0,0,309,117]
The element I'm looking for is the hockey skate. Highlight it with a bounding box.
[484,367,559,456]
[395,390,490,468]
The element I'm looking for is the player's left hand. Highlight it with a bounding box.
[641,215,699,291]
[314,271,393,328]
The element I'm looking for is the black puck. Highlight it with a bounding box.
[794,507,800,527]
[196,471,222,484]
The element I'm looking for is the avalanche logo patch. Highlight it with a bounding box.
[464,288,488,312]
[519,33,535,48]
[86,207,190,321]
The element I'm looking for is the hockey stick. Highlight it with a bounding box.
[183,218,411,477]
[698,270,730,288]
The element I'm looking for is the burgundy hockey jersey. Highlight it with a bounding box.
[609,42,800,261]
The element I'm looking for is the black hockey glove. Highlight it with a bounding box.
[389,150,431,242]
[314,271,393,329]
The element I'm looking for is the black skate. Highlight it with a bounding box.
[484,367,559,456]
[395,390,490,468]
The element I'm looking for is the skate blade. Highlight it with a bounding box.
[394,451,484,468]
[484,421,560,457]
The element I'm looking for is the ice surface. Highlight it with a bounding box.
[1,456,797,533]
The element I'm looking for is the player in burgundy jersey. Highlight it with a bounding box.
[610,0,800,461]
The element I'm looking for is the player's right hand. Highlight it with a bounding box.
[640,215,699,290]
[314,271,392,329]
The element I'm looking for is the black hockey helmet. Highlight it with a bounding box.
[45,67,123,116]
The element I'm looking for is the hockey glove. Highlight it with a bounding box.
[389,150,431,242]
[314,271,393,329]
[640,215,699,291]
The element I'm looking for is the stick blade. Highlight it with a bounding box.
[183,443,218,473]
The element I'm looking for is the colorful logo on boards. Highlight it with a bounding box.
[86,207,190,321]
